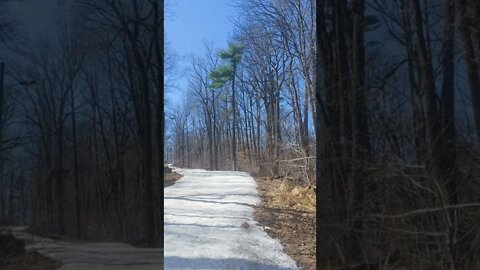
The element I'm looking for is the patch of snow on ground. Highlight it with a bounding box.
[164,167,299,270]
[1,226,162,270]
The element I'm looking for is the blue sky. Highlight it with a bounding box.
[165,0,238,107]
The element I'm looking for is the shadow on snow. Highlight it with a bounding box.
[164,256,297,270]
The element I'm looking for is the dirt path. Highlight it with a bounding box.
[2,227,162,270]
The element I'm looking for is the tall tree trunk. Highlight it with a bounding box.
[303,85,309,156]
[8,173,14,222]
[459,0,480,142]
[143,84,155,247]
[335,0,352,185]
[56,122,65,235]
[232,64,238,171]
[213,97,218,170]
[139,65,155,247]
[401,1,426,162]
[256,95,261,162]
[288,58,305,155]
[411,0,442,168]
[70,83,81,239]
[441,0,458,267]
[249,95,258,163]
[317,0,343,263]
[0,63,4,163]
[351,0,370,260]
[153,0,164,246]
[0,63,4,214]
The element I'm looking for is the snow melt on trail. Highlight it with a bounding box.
[164,167,299,270]
[2,226,162,270]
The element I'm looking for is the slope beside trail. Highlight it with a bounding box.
[164,167,299,270]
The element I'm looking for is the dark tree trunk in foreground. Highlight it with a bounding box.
[459,0,480,142]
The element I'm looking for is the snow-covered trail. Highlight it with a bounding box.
[164,167,299,270]
[2,227,162,270]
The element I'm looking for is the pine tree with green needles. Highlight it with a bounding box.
[209,43,244,171]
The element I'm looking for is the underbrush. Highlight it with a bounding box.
[270,180,316,213]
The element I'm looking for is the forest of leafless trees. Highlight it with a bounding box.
[317,0,480,269]
[0,0,163,248]
[166,0,480,269]
[166,0,316,184]
[1,0,480,268]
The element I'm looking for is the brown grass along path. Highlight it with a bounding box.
[254,177,316,270]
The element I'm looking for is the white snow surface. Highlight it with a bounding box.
[164,167,299,270]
